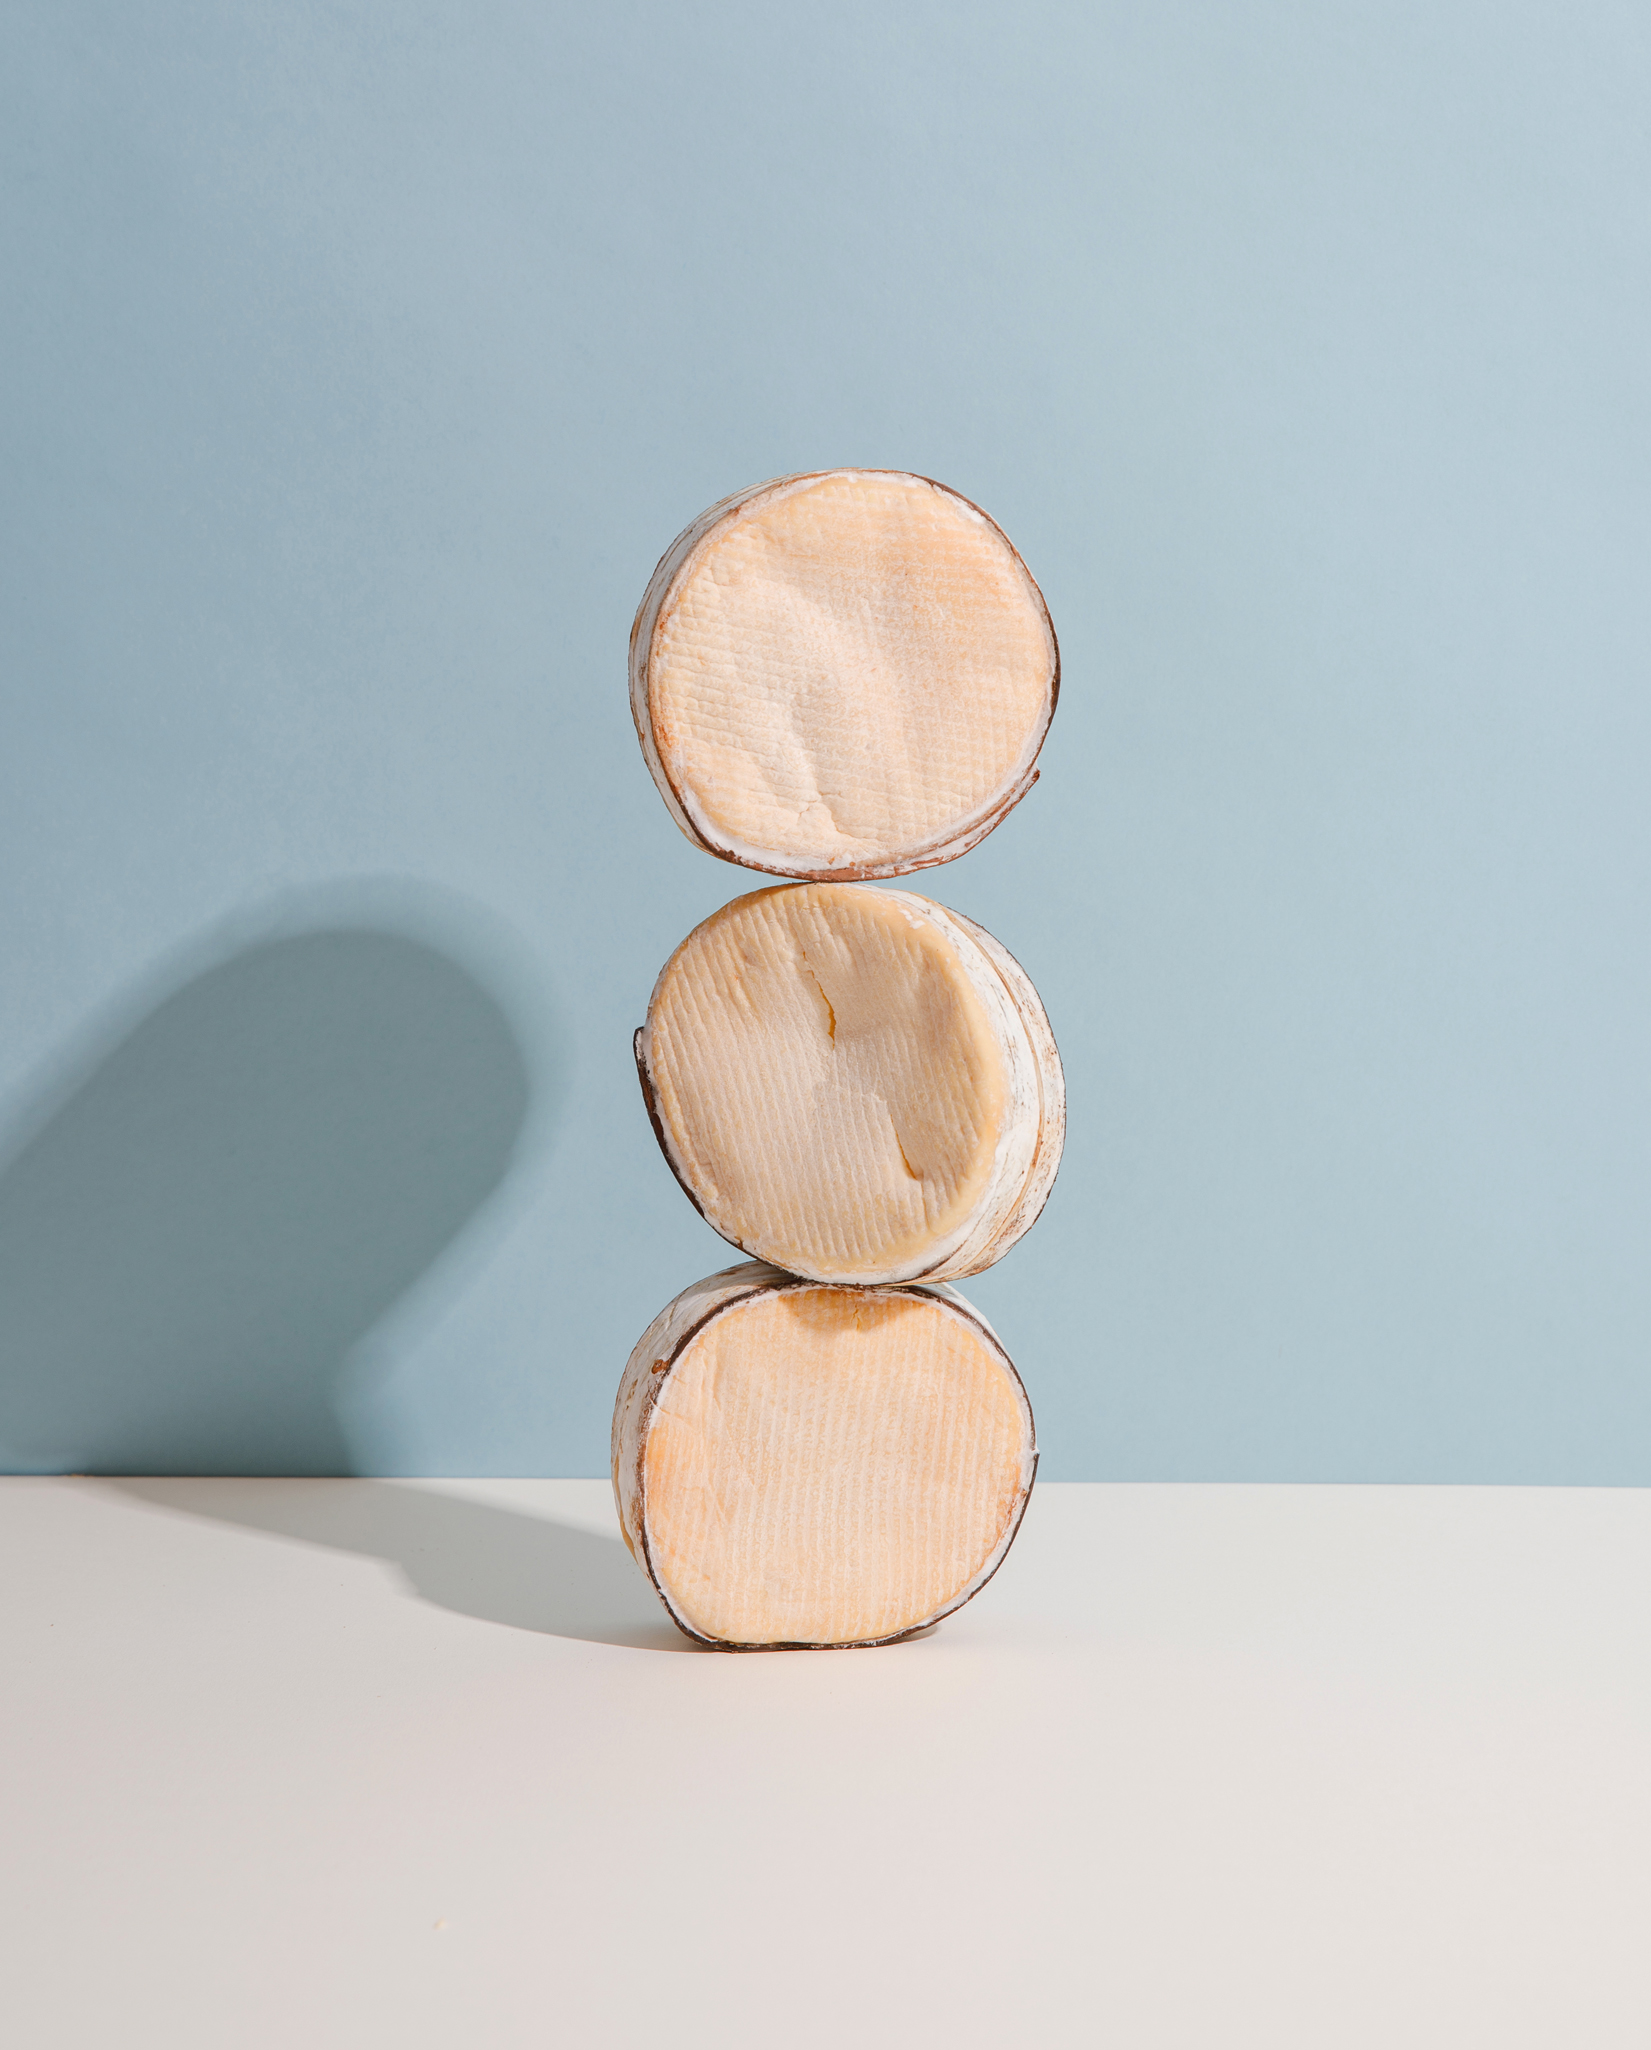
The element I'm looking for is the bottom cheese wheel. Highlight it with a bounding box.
[612,1263,1037,1649]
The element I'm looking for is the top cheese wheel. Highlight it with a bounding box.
[630,470,1059,879]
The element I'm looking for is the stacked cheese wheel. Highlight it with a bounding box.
[614,469,1063,1650]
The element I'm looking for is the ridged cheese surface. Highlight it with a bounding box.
[640,472,1056,875]
[640,1283,1031,1646]
[644,884,1025,1283]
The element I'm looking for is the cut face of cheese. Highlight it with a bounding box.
[612,1264,1037,1649]
[637,883,1065,1285]
[631,470,1059,879]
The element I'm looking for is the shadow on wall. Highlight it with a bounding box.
[0,917,539,1474]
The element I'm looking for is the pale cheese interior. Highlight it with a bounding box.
[649,473,1053,866]
[645,1288,1028,1644]
[649,885,1005,1279]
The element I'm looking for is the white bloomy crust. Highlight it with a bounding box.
[630,470,1059,880]
[636,883,1065,1285]
[612,1263,1037,1650]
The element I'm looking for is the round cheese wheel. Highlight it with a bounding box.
[630,470,1059,880]
[612,1263,1037,1649]
[636,882,1064,1285]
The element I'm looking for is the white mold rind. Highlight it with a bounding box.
[945,910,1067,1266]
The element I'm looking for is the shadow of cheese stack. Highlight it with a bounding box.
[614,470,1064,1650]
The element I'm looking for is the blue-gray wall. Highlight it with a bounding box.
[4,2,1647,1478]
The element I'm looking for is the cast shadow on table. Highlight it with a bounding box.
[108,1477,698,1652]
[0,904,542,1475]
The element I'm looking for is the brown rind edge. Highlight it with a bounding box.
[618,1270,1038,1652]
[634,1028,762,1265]
[630,469,1060,882]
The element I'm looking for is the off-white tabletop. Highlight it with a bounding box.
[3,1476,1647,2046]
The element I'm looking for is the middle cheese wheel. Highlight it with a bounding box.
[636,883,1065,1285]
